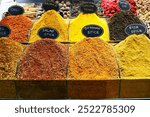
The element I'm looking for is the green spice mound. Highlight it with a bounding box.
[0,38,23,80]
[115,34,150,78]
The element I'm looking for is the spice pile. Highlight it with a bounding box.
[115,34,150,78]
[45,0,71,19]
[0,38,23,80]
[135,0,150,34]
[29,10,69,43]
[70,0,100,18]
[69,13,109,42]
[17,39,68,80]
[101,0,137,17]
[68,38,119,80]
[0,15,32,43]
[108,11,143,41]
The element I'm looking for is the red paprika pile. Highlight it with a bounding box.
[101,0,137,17]
[17,39,68,80]
[0,15,32,43]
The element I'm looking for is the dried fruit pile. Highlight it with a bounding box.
[101,0,137,17]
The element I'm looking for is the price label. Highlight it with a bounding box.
[82,25,104,37]
[42,1,59,11]
[118,1,130,11]
[8,5,24,15]
[38,27,59,39]
[0,25,11,38]
[80,3,97,13]
[125,24,147,35]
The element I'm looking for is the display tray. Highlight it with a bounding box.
[0,80,68,99]
[0,79,150,99]
[68,80,119,99]
[120,79,150,98]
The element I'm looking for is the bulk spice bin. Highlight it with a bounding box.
[0,0,150,99]
[115,34,150,98]
[68,38,119,99]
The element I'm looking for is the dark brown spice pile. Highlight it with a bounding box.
[0,38,24,80]
[17,39,68,80]
[108,11,144,41]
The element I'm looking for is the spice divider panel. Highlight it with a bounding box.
[120,79,150,98]
[68,80,120,99]
[0,81,16,99]
[15,80,68,99]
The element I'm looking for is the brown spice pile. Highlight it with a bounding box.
[68,38,119,80]
[108,11,144,41]
[0,37,24,80]
[17,39,68,80]
[0,15,32,43]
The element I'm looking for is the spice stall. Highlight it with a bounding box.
[0,0,150,99]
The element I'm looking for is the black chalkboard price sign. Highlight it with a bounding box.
[38,27,59,39]
[42,2,59,11]
[118,0,130,11]
[0,25,11,38]
[125,24,147,35]
[80,2,98,13]
[82,25,104,37]
[8,5,24,15]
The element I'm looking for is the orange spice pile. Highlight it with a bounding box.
[68,38,119,80]
[0,15,32,43]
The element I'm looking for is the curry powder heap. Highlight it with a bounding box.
[29,10,69,43]
[17,39,68,80]
[68,38,119,80]
[115,34,150,78]
[0,37,24,80]
[0,15,32,43]
[108,11,144,41]
[69,13,110,43]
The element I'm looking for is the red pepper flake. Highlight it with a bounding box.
[0,15,32,43]
[17,39,68,80]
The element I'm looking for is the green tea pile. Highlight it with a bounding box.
[68,38,119,80]
[0,38,24,80]
[108,11,144,41]
[115,34,150,78]
[17,39,68,80]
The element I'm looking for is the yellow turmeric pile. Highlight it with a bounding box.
[0,37,24,80]
[115,34,150,78]
[29,10,69,43]
[68,38,119,80]
[69,13,109,43]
